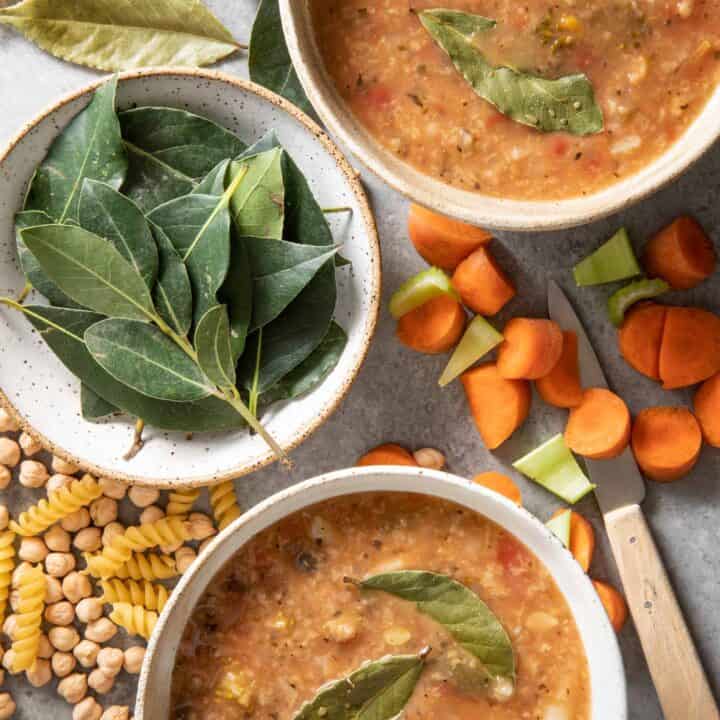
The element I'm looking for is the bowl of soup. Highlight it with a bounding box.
[280,0,720,231]
[136,466,626,720]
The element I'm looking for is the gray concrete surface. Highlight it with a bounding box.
[1,1,718,718]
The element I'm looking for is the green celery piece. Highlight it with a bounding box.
[389,267,458,319]
[513,434,595,504]
[573,228,641,286]
[545,509,572,548]
[439,315,503,387]
[608,278,669,327]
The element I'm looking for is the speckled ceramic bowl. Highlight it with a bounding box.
[280,0,720,232]
[136,466,627,719]
[0,69,381,487]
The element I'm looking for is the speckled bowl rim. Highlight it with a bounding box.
[136,466,627,720]
[0,68,381,489]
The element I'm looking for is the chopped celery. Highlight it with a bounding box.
[573,228,641,286]
[513,434,595,504]
[439,316,503,386]
[389,267,458,319]
[607,277,669,327]
[545,509,572,548]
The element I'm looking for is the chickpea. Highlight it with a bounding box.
[139,505,164,525]
[99,476,127,500]
[123,645,145,674]
[97,647,123,677]
[26,657,52,687]
[47,473,75,493]
[73,639,100,668]
[73,697,102,720]
[49,626,81,653]
[0,467,10,491]
[76,597,103,624]
[0,506,7,531]
[19,459,49,488]
[45,601,75,626]
[88,666,115,694]
[19,536,48,563]
[18,431,42,457]
[46,551,76,578]
[58,672,88,704]
[45,524,72,552]
[52,651,76,678]
[128,485,159,508]
[189,513,216,541]
[0,692,15,719]
[101,707,130,720]
[62,572,92,604]
[52,456,79,475]
[89,497,117,527]
[0,438,20,467]
[175,546,197,574]
[198,537,214,554]
[61,508,91,533]
[38,633,54,659]
[74,527,102,553]
[85,617,117,643]
[324,611,362,643]
[102,522,124,547]
[160,539,183,554]
[0,408,19,433]
[46,575,64,604]
[413,447,446,470]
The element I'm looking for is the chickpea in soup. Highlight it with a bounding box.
[171,493,591,720]
[311,0,720,200]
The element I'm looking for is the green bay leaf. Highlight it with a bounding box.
[219,231,253,361]
[194,304,235,389]
[81,384,119,421]
[193,158,231,196]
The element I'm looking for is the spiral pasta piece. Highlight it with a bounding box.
[110,602,158,640]
[84,516,190,578]
[210,481,241,530]
[0,531,16,625]
[166,488,200,516]
[10,564,46,673]
[101,579,169,612]
[115,553,177,582]
[9,474,102,537]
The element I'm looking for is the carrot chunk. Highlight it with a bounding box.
[408,204,491,271]
[552,509,595,572]
[497,318,564,380]
[618,302,667,381]
[473,472,522,506]
[461,363,531,449]
[357,443,418,467]
[643,216,716,290]
[658,306,720,390]
[397,295,466,354]
[631,407,702,482]
[451,246,516,316]
[536,331,583,408]
[592,580,628,633]
[694,373,720,448]
[564,388,631,460]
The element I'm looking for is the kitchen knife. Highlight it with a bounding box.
[548,281,718,720]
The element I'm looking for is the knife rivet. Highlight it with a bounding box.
[630,537,637,544]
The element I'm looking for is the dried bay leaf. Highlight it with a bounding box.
[194,304,235,390]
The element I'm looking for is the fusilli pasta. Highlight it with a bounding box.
[115,552,177,582]
[210,481,241,530]
[10,564,45,673]
[101,579,168,612]
[0,531,15,625]
[110,602,158,640]
[166,488,200,516]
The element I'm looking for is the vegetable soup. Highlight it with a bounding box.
[171,493,591,719]
[311,1,720,200]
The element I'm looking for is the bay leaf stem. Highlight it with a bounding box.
[248,327,263,418]
[0,297,84,342]
[123,418,146,460]
[322,206,352,214]
[16,282,31,304]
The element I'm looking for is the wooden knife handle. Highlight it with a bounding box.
[605,504,718,720]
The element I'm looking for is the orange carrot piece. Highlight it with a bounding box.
[474,472,522,506]
[551,509,595,572]
[694,373,720,448]
[618,302,667,381]
[592,580,628,633]
[643,216,716,290]
[536,331,583,408]
[397,295,466,354]
[461,363,531,450]
[631,407,702,482]
[451,246,516,316]
[408,204,492,271]
[357,443,418,467]
[497,318,564,380]
[564,388,631,460]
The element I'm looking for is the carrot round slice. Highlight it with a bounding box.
[592,580,628,633]
[408,204,491,271]
[536,331,583,408]
[643,216,717,290]
[357,443,418,467]
[631,407,702,482]
[694,373,720,448]
[618,302,667,381]
[551,509,595,572]
[461,363,531,450]
[564,388,631,460]
[452,246,516,316]
[397,295,466,354]
[473,472,522,506]
[496,318,564,380]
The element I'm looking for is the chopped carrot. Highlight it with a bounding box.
[642,216,716,290]
[551,509,595,572]
[658,306,720,390]
[451,246,516,316]
[497,318,564,380]
[694,373,720,448]
[397,295,466,354]
[631,407,702,482]
[592,580,628,633]
[408,204,492,271]
[473,472,522,506]
[461,363,531,450]
[564,388,631,460]
[618,302,667,381]
[536,331,583,408]
[357,443,418,467]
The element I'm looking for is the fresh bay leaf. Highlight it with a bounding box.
[85,318,213,402]
[419,10,603,135]
[21,224,155,321]
[218,231,253,361]
[293,652,427,720]
[249,0,314,117]
[245,236,338,277]
[81,384,119,421]
[194,304,235,389]
[24,77,127,223]
[422,9,496,36]
[0,0,240,72]
[360,571,515,680]
[78,179,158,288]
[193,159,230,196]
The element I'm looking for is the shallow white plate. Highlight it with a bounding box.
[0,69,381,487]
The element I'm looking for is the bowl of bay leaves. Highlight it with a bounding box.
[0,69,381,486]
